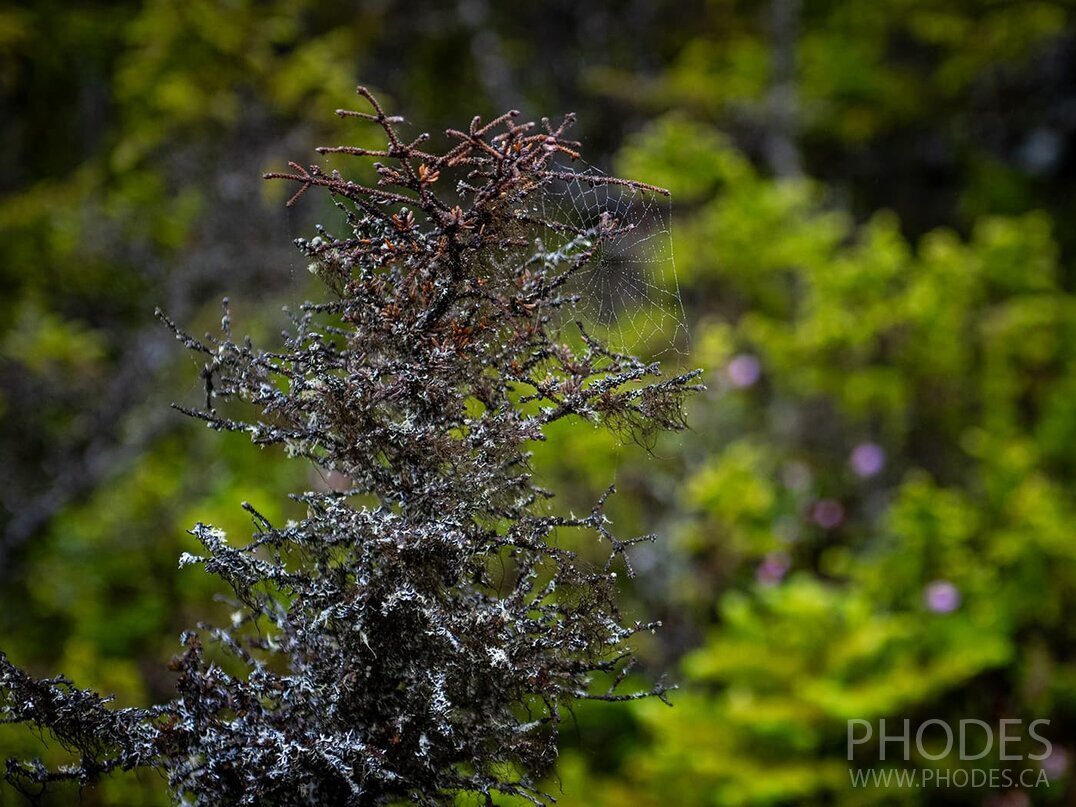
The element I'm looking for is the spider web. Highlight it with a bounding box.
[529,161,688,358]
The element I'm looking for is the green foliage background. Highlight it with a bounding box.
[2,1,1075,804]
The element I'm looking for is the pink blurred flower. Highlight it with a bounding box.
[850,442,886,478]
[1042,747,1068,780]
[756,552,791,586]
[727,354,761,388]
[924,580,961,613]
[810,498,844,529]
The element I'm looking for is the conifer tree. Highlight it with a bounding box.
[1,88,700,806]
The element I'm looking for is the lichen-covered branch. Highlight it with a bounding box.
[1,87,701,806]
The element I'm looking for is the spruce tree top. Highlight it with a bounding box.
[1,87,700,806]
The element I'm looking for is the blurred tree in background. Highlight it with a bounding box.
[2,0,1075,804]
